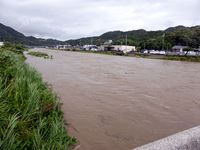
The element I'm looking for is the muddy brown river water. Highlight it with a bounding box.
[26,49,200,150]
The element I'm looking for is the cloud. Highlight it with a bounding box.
[0,0,199,40]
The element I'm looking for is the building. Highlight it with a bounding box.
[149,50,166,55]
[83,45,98,51]
[170,45,200,56]
[113,45,136,54]
[171,45,188,53]
[194,47,200,56]
[0,42,4,46]
[56,44,71,50]
[104,40,113,46]
[104,45,136,54]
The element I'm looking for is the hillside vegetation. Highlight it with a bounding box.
[0,22,200,49]
[66,26,200,50]
[0,23,61,46]
[0,44,76,149]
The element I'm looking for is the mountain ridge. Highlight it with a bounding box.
[0,23,200,49]
[65,25,200,49]
[0,23,62,46]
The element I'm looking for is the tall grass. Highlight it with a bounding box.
[28,51,50,58]
[0,46,76,149]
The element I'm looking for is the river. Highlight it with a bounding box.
[26,49,200,150]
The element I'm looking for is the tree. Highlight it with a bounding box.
[183,47,194,56]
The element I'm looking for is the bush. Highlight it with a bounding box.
[1,43,27,54]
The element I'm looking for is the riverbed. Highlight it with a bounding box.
[26,48,200,150]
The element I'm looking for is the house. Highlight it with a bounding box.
[171,45,188,53]
[0,42,4,47]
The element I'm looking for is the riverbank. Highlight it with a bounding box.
[133,53,200,62]
[27,48,200,150]
[56,48,200,62]
[0,45,76,149]
[52,48,126,56]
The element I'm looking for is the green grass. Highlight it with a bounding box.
[64,48,125,56]
[0,46,76,149]
[134,53,200,62]
[133,53,149,58]
[28,51,51,59]
[163,55,200,62]
[55,48,200,62]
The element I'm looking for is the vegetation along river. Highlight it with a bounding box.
[26,48,200,150]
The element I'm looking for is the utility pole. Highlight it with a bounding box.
[125,34,128,51]
[162,33,165,50]
[91,38,93,45]
[126,34,128,46]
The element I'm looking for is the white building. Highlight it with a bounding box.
[107,45,136,54]
[56,44,71,50]
[187,51,197,56]
[104,40,113,45]
[113,45,136,54]
[83,45,98,51]
[149,50,166,55]
[0,42,4,47]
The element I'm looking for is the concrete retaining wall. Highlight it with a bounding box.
[133,126,200,150]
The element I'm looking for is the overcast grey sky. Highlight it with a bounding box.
[0,0,200,40]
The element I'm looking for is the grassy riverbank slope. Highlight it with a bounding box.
[0,44,76,149]
[58,48,200,62]
[133,53,200,62]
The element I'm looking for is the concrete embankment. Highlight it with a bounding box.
[133,126,200,150]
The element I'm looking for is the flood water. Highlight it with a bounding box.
[26,49,200,150]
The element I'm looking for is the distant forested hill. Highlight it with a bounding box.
[65,25,200,50]
[0,22,200,49]
[0,23,62,46]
